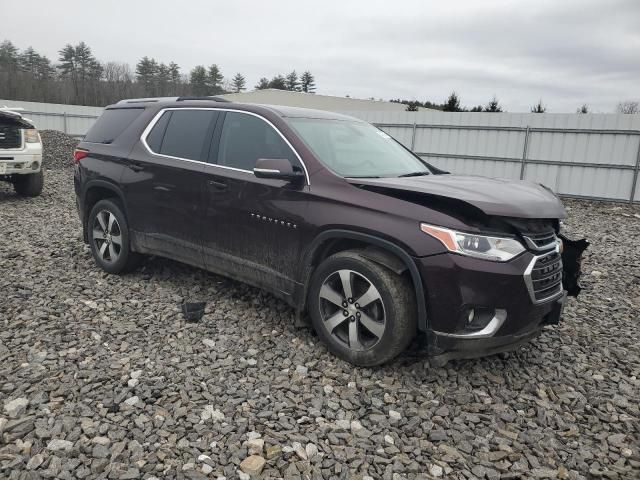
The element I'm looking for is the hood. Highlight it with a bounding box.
[348,174,566,219]
[0,110,35,129]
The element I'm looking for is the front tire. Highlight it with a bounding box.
[13,170,44,197]
[87,199,140,274]
[308,250,417,366]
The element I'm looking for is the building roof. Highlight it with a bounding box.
[220,89,432,112]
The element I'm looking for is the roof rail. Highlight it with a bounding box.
[116,97,178,105]
[176,96,231,103]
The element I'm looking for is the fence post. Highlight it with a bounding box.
[62,112,68,134]
[410,123,417,151]
[630,140,640,204]
[519,126,530,180]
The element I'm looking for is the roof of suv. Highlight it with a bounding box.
[114,96,361,122]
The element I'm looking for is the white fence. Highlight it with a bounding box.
[0,99,102,138]
[2,99,639,203]
[347,111,640,204]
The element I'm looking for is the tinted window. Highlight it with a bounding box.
[217,112,299,171]
[146,111,170,152]
[85,108,143,144]
[154,110,218,161]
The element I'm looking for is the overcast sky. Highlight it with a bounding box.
[3,0,639,112]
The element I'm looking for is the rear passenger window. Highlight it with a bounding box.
[147,110,218,161]
[85,108,143,144]
[216,112,300,171]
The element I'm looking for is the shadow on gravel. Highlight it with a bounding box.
[124,252,526,375]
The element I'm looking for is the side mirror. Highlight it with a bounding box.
[254,158,304,182]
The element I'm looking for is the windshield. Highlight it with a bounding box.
[287,118,431,178]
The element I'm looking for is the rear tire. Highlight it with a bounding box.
[308,250,416,366]
[87,199,141,274]
[13,170,44,197]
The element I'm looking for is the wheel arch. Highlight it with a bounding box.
[81,180,128,243]
[298,229,428,332]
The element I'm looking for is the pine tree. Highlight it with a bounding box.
[300,71,315,93]
[168,62,181,94]
[231,73,246,93]
[255,77,269,90]
[285,70,299,91]
[484,96,503,112]
[190,65,208,96]
[577,104,589,114]
[268,74,287,90]
[157,63,170,96]
[442,91,461,112]
[0,40,19,70]
[207,64,224,95]
[531,100,546,113]
[136,57,159,96]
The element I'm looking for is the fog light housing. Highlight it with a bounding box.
[31,161,39,170]
[463,307,496,332]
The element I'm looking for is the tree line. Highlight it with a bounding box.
[0,39,317,107]
[392,92,638,114]
[1,39,637,113]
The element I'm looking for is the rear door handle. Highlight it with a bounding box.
[128,162,144,172]
[207,179,228,190]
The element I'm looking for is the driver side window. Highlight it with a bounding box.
[215,112,300,171]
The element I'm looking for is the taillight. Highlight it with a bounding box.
[74,148,89,162]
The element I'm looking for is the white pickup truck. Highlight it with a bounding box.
[0,107,44,196]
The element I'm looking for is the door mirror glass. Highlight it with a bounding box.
[254,158,304,182]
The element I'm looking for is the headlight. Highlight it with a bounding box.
[24,129,41,143]
[420,223,526,262]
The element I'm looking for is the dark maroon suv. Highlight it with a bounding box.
[73,97,586,366]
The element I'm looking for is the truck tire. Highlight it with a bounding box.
[308,250,417,366]
[87,198,141,274]
[13,170,44,197]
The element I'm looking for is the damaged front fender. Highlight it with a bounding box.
[559,233,589,297]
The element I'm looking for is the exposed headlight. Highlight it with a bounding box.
[420,223,526,262]
[24,129,41,143]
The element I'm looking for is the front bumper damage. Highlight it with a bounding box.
[418,233,588,364]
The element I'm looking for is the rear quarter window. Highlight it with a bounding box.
[84,108,144,144]
[146,109,219,161]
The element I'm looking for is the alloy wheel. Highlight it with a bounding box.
[318,269,386,351]
[92,210,122,263]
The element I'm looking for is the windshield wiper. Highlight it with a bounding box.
[347,175,382,178]
[397,171,429,178]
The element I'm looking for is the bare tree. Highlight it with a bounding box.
[617,100,639,114]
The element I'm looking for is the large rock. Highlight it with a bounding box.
[239,455,266,476]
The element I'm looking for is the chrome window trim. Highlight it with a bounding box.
[523,245,564,304]
[139,107,310,185]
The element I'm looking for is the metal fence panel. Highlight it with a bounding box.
[2,100,639,202]
[0,99,101,136]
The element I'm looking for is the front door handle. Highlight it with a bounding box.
[207,179,228,190]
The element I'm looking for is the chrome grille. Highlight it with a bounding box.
[522,231,558,251]
[524,249,563,303]
[0,126,21,149]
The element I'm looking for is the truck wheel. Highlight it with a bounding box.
[13,170,44,197]
[87,199,141,274]
[308,250,417,366]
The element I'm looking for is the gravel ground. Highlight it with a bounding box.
[0,134,639,479]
